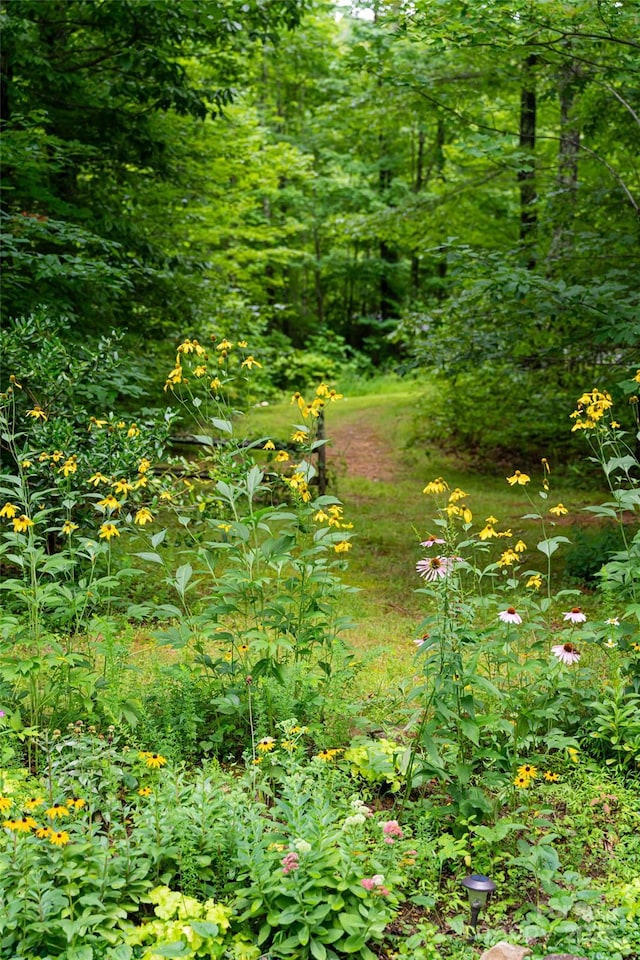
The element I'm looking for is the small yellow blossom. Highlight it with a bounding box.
[138,457,152,474]
[448,488,468,503]
[549,503,568,516]
[517,763,537,779]
[315,748,344,762]
[35,826,51,838]
[216,339,233,352]
[263,440,275,450]
[38,451,50,462]
[526,574,543,589]
[112,478,133,495]
[12,514,34,533]
[497,549,519,567]
[0,797,11,813]
[159,491,174,502]
[241,355,262,369]
[144,753,167,769]
[9,374,22,388]
[507,470,530,486]
[27,406,48,421]
[423,477,448,495]
[544,771,560,782]
[514,775,531,789]
[274,450,289,463]
[209,377,222,391]
[291,429,308,443]
[478,523,497,540]
[66,798,86,810]
[49,830,70,846]
[238,340,248,348]
[98,523,120,541]
[61,520,79,536]
[88,417,108,430]
[21,459,32,468]
[58,456,78,477]
[51,450,64,463]
[257,737,276,753]
[334,540,352,553]
[164,364,183,390]
[97,495,120,512]
[127,424,140,438]
[46,805,70,820]
[87,472,110,487]
[138,787,153,797]
[24,798,45,811]
[514,540,527,553]
[0,502,18,519]
[134,508,154,525]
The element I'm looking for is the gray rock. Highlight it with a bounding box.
[542,955,588,960]
[479,944,532,960]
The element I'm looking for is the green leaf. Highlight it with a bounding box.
[536,536,570,558]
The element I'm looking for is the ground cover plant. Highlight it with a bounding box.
[1,341,639,959]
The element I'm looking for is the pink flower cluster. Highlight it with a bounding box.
[381,819,403,844]
[361,874,390,896]
[281,852,299,875]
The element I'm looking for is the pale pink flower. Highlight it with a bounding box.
[551,642,581,665]
[563,607,587,624]
[381,820,403,839]
[420,536,445,547]
[361,877,376,891]
[498,607,522,625]
[416,556,453,581]
[281,852,299,874]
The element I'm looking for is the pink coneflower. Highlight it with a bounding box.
[420,536,445,547]
[416,556,453,581]
[498,607,522,625]
[381,820,403,840]
[552,642,581,665]
[563,607,587,624]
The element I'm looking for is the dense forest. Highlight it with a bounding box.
[1,0,639,452]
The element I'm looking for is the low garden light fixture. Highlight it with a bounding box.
[461,873,496,936]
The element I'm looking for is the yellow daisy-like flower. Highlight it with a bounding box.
[144,753,167,769]
[88,417,108,430]
[517,763,537,779]
[423,477,448,495]
[59,456,78,477]
[448,488,467,503]
[478,523,497,540]
[570,388,613,431]
[12,514,34,533]
[315,748,344,762]
[327,389,343,401]
[263,440,275,450]
[497,549,519,567]
[24,797,45,811]
[132,476,148,490]
[0,797,11,813]
[164,364,183,391]
[46,805,70,820]
[209,377,222,391]
[241,355,262,369]
[514,540,527,553]
[159,490,173,502]
[97,495,120,512]
[112,479,133,496]
[138,787,153,797]
[134,508,154,525]
[21,459,32,468]
[216,339,233,352]
[138,457,152,474]
[11,816,37,832]
[38,451,50,462]
[192,365,207,378]
[274,450,289,463]
[35,826,51,839]
[291,429,308,443]
[549,503,568,516]
[51,450,65,463]
[61,520,79,536]
[87,472,110,487]
[506,470,530,486]
[526,574,543,589]
[127,424,140,438]
[257,737,276,753]
[98,523,120,541]
[0,502,19,519]
[178,338,206,356]
[334,540,352,553]
[514,775,531,789]
[49,830,70,846]
[314,509,329,523]
[66,798,86,810]
[544,771,560,782]
[567,747,580,763]
[27,406,48,421]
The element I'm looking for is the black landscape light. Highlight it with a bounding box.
[461,873,496,936]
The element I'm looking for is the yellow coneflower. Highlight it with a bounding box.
[144,753,167,769]
[49,830,70,846]
[46,805,70,820]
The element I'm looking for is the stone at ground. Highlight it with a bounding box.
[542,955,588,960]
[478,944,532,960]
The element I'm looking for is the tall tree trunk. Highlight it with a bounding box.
[548,56,581,264]
[519,53,537,269]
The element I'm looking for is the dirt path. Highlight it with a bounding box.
[327,413,397,482]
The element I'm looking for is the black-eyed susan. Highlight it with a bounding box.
[23,797,45,811]
[49,830,70,846]
[46,805,70,820]
[35,826,51,838]
[514,774,530,789]
[544,771,560,782]
[144,753,167,769]
[138,787,153,797]
[315,748,343,762]
[0,797,12,813]
[257,737,276,753]
[10,816,37,832]
[517,764,537,779]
